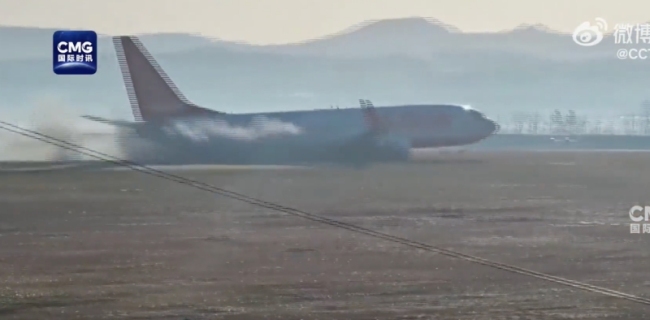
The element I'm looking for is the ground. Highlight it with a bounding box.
[1,151,649,319]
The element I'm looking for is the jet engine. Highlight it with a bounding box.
[370,134,411,161]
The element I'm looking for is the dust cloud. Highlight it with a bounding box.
[0,96,124,161]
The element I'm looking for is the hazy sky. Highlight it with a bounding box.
[2,0,649,44]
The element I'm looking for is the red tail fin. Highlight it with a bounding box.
[113,36,220,122]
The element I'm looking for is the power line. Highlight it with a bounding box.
[1,120,649,306]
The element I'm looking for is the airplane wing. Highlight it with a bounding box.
[329,99,409,166]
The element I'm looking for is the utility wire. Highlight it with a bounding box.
[1,120,649,306]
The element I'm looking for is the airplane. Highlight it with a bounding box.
[82,36,500,166]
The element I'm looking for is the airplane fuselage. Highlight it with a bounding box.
[139,104,498,149]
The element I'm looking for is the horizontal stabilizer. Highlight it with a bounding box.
[82,115,138,128]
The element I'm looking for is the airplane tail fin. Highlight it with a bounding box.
[112,36,220,122]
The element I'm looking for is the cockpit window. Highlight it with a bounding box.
[468,109,485,119]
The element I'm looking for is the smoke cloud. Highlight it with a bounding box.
[170,115,304,142]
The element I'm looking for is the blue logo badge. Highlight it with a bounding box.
[53,30,97,75]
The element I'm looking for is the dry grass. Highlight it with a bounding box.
[1,151,649,319]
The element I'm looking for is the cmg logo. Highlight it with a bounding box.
[629,206,650,222]
[53,30,97,75]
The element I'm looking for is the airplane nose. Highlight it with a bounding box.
[486,119,499,135]
[491,120,500,134]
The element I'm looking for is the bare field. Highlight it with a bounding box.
[1,151,650,319]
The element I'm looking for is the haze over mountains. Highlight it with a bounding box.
[1,17,648,121]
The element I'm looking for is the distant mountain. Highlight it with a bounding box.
[0,18,648,120]
[0,18,636,60]
[250,20,602,60]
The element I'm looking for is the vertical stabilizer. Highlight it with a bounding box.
[113,36,219,122]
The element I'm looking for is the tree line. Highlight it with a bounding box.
[499,100,650,135]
